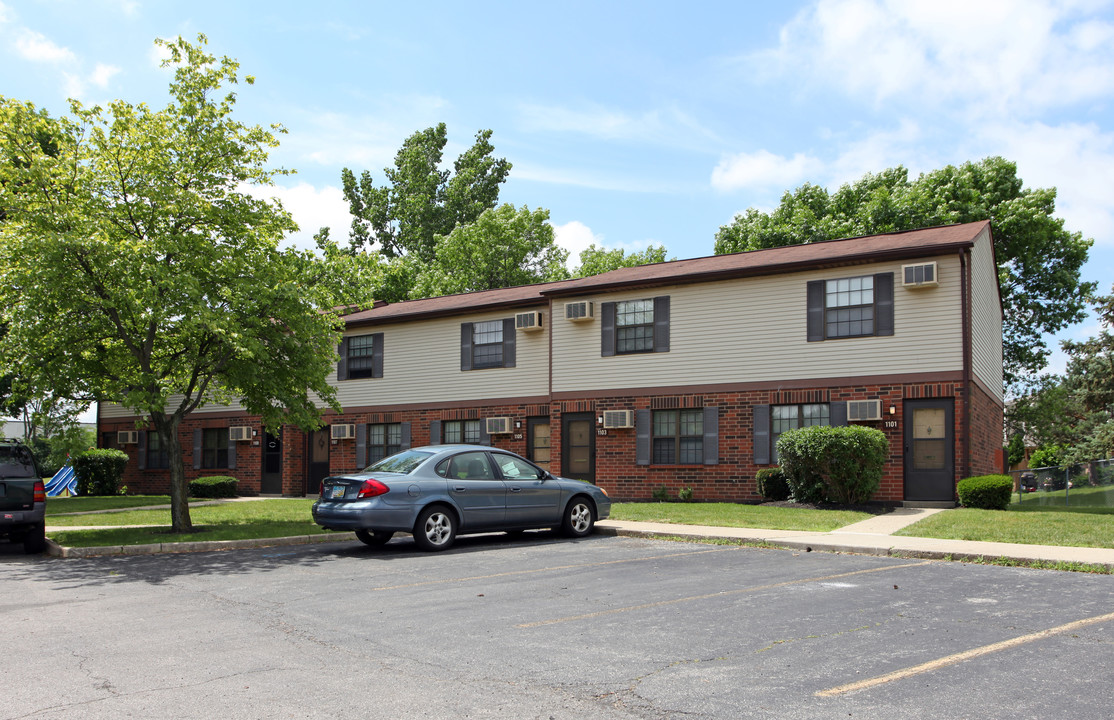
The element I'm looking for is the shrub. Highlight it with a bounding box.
[756,468,790,501]
[777,425,889,504]
[957,475,1012,510]
[73,449,129,496]
[1029,444,1066,470]
[678,486,694,502]
[189,476,239,499]
[651,485,670,501]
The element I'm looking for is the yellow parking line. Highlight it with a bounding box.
[367,546,736,591]
[517,560,935,628]
[817,610,1114,697]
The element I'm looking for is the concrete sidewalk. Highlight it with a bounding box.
[596,506,1114,568]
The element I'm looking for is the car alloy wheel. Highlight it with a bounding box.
[414,506,456,551]
[562,498,594,538]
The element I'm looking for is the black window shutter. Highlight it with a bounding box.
[753,405,770,465]
[807,281,825,342]
[337,338,349,380]
[400,422,411,450]
[635,409,651,466]
[193,429,202,470]
[355,423,367,467]
[653,296,670,352]
[830,401,848,427]
[227,433,237,469]
[460,323,473,371]
[137,430,147,470]
[372,334,384,378]
[601,302,616,357]
[429,420,441,445]
[502,318,516,368]
[874,272,894,336]
[703,407,718,465]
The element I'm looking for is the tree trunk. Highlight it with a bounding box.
[155,414,192,533]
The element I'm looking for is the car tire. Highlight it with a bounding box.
[23,522,46,554]
[561,497,595,538]
[355,529,394,547]
[413,506,456,551]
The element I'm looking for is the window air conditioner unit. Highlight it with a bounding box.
[515,311,544,332]
[330,424,356,440]
[485,417,512,435]
[117,430,138,445]
[847,400,883,422]
[602,410,634,429]
[565,301,594,322]
[902,262,938,288]
[228,426,252,442]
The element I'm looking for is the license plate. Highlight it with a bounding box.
[329,485,346,499]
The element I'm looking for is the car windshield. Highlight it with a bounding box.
[0,444,37,478]
[363,450,433,475]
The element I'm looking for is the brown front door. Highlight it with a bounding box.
[903,399,955,502]
[306,429,331,496]
[561,413,595,483]
[527,417,551,471]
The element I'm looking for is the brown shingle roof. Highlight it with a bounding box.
[341,221,990,326]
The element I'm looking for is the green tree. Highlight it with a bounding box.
[714,158,1094,386]
[1059,287,1114,461]
[341,123,511,262]
[0,35,373,532]
[574,243,670,277]
[410,204,569,297]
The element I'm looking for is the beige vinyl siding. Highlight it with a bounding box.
[98,396,246,419]
[969,227,1005,401]
[335,310,549,408]
[551,256,964,393]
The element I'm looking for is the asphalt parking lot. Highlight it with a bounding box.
[3,532,1112,719]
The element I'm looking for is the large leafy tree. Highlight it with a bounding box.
[574,243,670,278]
[341,123,511,262]
[714,158,1094,386]
[0,35,373,532]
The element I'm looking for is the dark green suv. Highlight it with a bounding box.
[0,439,47,554]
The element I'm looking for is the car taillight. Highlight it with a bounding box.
[33,480,46,503]
[357,478,389,499]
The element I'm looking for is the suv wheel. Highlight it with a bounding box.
[23,522,46,554]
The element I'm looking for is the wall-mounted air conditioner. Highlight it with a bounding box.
[485,417,512,435]
[847,400,883,422]
[228,426,253,442]
[515,311,544,332]
[902,262,938,288]
[117,430,138,445]
[602,410,634,429]
[330,424,356,440]
[565,301,594,322]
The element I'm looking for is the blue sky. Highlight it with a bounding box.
[3,0,1113,390]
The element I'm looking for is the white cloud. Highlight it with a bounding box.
[711,149,823,192]
[245,182,355,253]
[516,102,720,149]
[756,0,1114,118]
[826,119,927,186]
[552,221,602,271]
[90,63,121,88]
[0,2,11,26]
[14,28,76,63]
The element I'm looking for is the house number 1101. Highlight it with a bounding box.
[884,420,898,429]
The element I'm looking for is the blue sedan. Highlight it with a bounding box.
[311,445,611,551]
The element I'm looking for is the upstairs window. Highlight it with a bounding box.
[601,296,670,356]
[460,319,516,371]
[337,333,383,380]
[807,273,894,341]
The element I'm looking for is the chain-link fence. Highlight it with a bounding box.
[1010,458,1114,507]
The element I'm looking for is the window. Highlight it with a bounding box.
[472,320,504,369]
[146,431,170,470]
[770,403,830,463]
[444,419,482,444]
[366,423,402,465]
[652,409,704,464]
[617,299,655,353]
[338,333,383,380]
[807,273,893,341]
[825,276,874,338]
[436,451,494,479]
[201,428,228,469]
[601,296,670,356]
[460,319,515,371]
[495,454,545,480]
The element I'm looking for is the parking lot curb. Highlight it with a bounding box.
[45,532,357,558]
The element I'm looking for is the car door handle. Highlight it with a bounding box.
[509,487,522,492]
[453,486,466,493]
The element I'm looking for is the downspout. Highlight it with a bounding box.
[960,248,971,481]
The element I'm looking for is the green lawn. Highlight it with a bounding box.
[609,502,873,532]
[1012,483,1114,508]
[47,499,325,547]
[895,505,1114,548]
[46,495,173,515]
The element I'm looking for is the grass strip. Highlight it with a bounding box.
[895,507,1113,548]
[47,495,174,515]
[610,502,873,532]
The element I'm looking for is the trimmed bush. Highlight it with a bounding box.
[189,476,239,498]
[777,425,889,504]
[678,487,694,502]
[756,468,790,501]
[1028,444,1066,470]
[651,485,670,501]
[957,475,1012,510]
[73,449,129,496]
